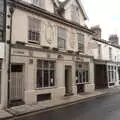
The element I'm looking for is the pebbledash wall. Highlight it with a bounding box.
[5,0,95,106]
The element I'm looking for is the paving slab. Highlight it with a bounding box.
[6,91,107,117]
[0,110,13,119]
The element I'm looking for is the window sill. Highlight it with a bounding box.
[28,40,40,44]
[35,86,56,90]
[76,82,90,85]
[58,49,66,52]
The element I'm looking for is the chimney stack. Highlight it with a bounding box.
[109,34,119,45]
[91,25,101,40]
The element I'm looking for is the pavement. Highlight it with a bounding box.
[15,88,120,120]
[1,86,120,120]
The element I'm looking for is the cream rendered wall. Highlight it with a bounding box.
[12,9,28,44]
[10,7,88,52]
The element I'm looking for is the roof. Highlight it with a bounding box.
[93,37,120,49]
[62,0,88,20]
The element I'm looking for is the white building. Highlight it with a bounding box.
[2,0,95,107]
[87,26,120,89]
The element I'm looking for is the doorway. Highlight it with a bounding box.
[9,64,24,107]
[95,64,108,89]
[65,65,73,96]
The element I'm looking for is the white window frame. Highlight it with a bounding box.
[28,16,41,44]
[107,65,117,86]
[98,44,102,59]
[77,33,84,52]
[57,27,67,50]
[109,47,112,60]
[37,60,56,89]
[76,63,89,84]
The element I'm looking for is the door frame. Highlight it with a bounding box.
[8,63,25,107]
[64,65,73,96]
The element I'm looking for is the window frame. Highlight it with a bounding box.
[98,44,102,59]
[37,60,56,89]
[57,27,67,50]
[77,33,84,52]
[109,47,112,60]
[76,63,89,84]
[107,65,117,85]
[28,16,41,44]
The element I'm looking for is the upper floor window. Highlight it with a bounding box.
[28,17,41,43]
[98,44,102,59]
[57,27,67,50]
[109,47,112,60]
[32,0,44,8]
[77,33,84,52]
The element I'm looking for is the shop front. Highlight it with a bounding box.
[9,46,95,106]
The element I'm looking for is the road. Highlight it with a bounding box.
[16,93,120,120]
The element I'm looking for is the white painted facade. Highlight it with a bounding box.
[86,38,120,88]
[87,40,120,62]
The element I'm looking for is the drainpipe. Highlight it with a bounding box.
[7,6,14,105]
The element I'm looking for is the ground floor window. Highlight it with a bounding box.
[76,63,89,84]
[107,65,117,86]
[37,60,55,88]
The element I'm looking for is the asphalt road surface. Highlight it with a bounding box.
[16,93,120,120]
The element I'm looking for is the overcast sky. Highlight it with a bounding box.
[81,0,120,40]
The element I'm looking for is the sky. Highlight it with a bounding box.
[80,0,120,41]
